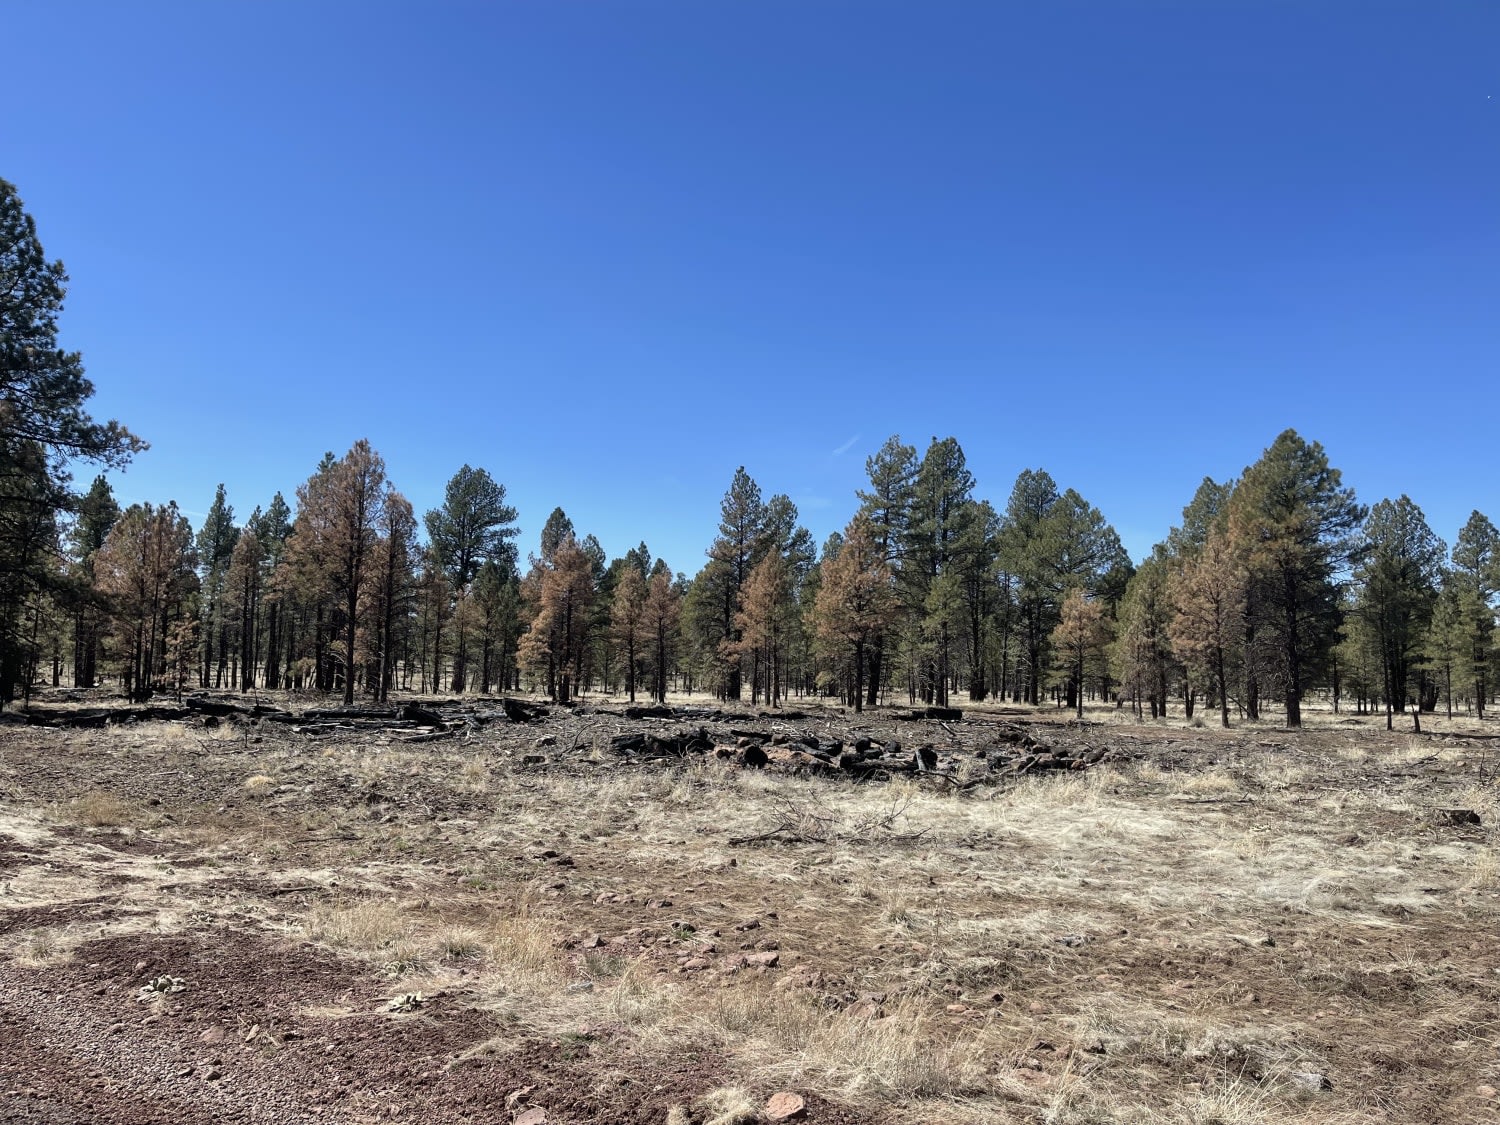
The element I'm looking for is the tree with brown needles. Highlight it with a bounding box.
[812,515,896,712]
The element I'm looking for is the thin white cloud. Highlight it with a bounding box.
[831,434,860,457]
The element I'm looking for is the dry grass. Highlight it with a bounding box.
[65,790,140,827]
[5,702,1498,1124]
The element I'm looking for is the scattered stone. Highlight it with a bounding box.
[1289,1071,1332,1093]
[764,1091,806,1121]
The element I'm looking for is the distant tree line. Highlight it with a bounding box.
[3,177,1496,726]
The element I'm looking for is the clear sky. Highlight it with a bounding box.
[7,1,1496,574]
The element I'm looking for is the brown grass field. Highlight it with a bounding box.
[1,692,1497,1124]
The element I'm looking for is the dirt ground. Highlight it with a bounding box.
[1,691,1497,1125]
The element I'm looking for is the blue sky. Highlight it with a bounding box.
[7,1,1496,573]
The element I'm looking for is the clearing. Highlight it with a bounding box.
[0,692,1496,1124]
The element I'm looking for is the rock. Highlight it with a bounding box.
[764,1092,806,1121]
[514,1110,548,1125]
[505,1085,536,1109]
[1289,1071,1332,1093]
[746,951,780,968]
[199,1027,226,1044]
[1433,808,1482,827]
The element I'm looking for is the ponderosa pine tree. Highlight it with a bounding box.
[471,558,523,694]
[1052,589,1107,720]
[223,527,263,691]
[642,567,682,703]
[998,470,1130,707]
[856,436,917,705]
[1424,576,1472,720]
[424,466,519,692]
[518,529,594,703]
[367,489,416,702]
[705,469,767,700]
[196,484,238,688]
[287,441,390,704]
[93,502,198,701]
[1355,496,1445,730]
[999,469,1063,705]
[250,494,292,688]
[1227,431,1365,727]
[1452,511,1499,717]
[68,474,119,689]
[903,438,977,706]
[812,515,896,712]
[610,564,647,702]
[1113,551,1174,719]
[730,552,792,707]
[0,179,143,704]
[1169,529,1246,727]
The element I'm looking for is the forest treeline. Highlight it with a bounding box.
[3,179,1497,728]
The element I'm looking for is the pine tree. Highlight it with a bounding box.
[642,568,682,703]
[813,515,896,712]
[706,469,767,700]
[1227,431,1365,727]
[367,489,416,702]
[0,179,143,704]
[93,502,198,701]
[424,466,519,692]
[1355,496,1445,730]
[287,441,390,704]
[610,565,648,702]
[250,493,293,689]
[1169,529,1245,727]
[518,530,595,703]
[729,552,792,707]
[223,528,264,691]
[196,483,238,688]
[856,436,917,706]
[903,438,977,706]
[1452,511,1499,717]
[1113,552,1174,719]
[67,474,119,689]
[1052,589,1108,720]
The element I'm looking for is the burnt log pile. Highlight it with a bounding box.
[590,704,1120,784]
[18,691,1120,787]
